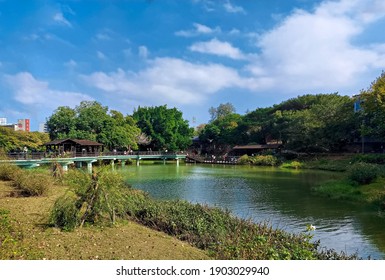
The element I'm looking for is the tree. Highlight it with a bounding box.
[46,101,141,151]
[46,106,76,140]
[133,105,193,151]
[209,102,236,122]
[359,72,385,140]
[0,127,50,152]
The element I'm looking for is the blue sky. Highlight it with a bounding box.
[1,0,385,131]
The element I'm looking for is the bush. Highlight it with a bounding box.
[281,160,303,169]
[0,164,22,181]
[347,162,380,185]
[238,154,250,165]
[238,154,280,166]
[125,193,357,260]
[251,155,280,166]
[49,191,80,231]
[352,154,385,165]
[50,168,131,230]
[11,170,52,196]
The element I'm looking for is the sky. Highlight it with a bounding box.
[1,0,385,131]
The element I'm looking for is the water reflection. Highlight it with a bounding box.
[122,164,385,259]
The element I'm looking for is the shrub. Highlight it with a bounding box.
[251,155,280,166]
[352,154,385,165]
[50,168,131,230]
[125,193,357,260]
[281,160,303,169]
[347,162,380,185]
[49,191,80,231]
[0,163,22,181]
[238,154,250,165]
[11,170,52,196]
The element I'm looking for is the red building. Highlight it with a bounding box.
[17,119,30,132]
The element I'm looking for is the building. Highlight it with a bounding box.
[17,119,30,132]
[230,144,283,156]
[44,138,104,154]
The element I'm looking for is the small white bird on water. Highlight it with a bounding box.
[309,224,316,231]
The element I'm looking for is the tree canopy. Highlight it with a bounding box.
[199,94,358,153]
[133,105,193,151]
[46,101,141,151]
[0,127,49,152]
[359,72,385,140]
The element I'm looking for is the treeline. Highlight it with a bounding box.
[45,101,193,152]
[2,73,384,154]
[0,127,49,152]
[199,73,385,154]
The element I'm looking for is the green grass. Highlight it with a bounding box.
[314,178,385,211]
[0,180,210,260]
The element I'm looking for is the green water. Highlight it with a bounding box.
[121,163,385,259]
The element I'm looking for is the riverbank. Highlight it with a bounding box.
[279,154,385,212]
[0,165,359,260]
[0,180,210,260]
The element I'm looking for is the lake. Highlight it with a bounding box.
[121,163,385,259]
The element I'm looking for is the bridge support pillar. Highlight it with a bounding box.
[136,158,140,166]
[87,162,93,173]
[163,158,166,165]
[176,158,179,166]
[110,159,115,170]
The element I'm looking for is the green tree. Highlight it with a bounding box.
[359,72,385,140]
[0,127,49,152]
[46,106,76,140]
[133,105,193,151]
[46,101,141,151]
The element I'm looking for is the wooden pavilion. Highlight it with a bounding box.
[230,144,282,156]
[44,138,103,155]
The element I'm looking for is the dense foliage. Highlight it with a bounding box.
[198,94,359,153]
[0,127,49,152]
[46,101,141,151]
[347,162,380,185]
[359,72,385,140]
[50,168,131,230]
[133,105,194,151]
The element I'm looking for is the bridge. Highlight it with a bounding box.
[1,151,187,173]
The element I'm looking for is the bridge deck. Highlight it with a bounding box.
[1,151,187,170]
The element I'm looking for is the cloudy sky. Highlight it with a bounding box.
[1,0,385,131]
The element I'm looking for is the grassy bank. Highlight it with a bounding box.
[280,154,385,212]
[0,180,210,260]
[1,164,359,260]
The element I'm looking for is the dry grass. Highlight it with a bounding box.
[0,180,210,260]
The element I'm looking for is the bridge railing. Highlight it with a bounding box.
[6,150,187,160]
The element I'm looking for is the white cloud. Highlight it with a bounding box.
[175,23,221,37]
[189,38,246,60]
[53,12,72,27]
[223,0,245,14]
[65,59,77,68]
[247,0,385,93]
[97,51,107,60]
[4,72,92,108]
[81,58,258,106]
[138,46,149,59]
